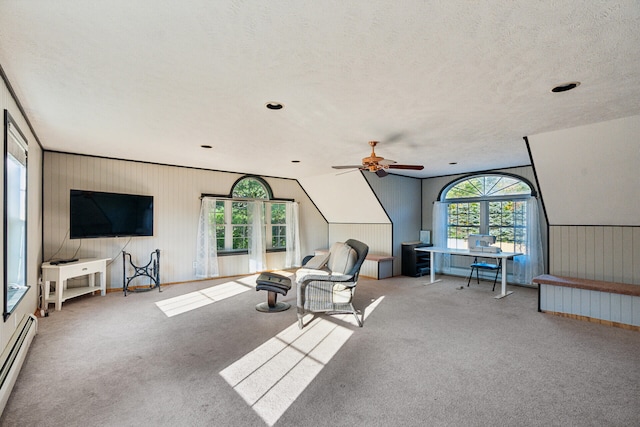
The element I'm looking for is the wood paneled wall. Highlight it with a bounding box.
[549,225,640,284]
[328,223,393,278]
[43,152,328,288]
[365,173,422,275]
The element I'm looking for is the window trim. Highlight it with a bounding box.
[437,172,537,202]
[4,110,30,321]
[230,175,273,199]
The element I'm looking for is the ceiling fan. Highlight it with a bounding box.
[332,141,424,177]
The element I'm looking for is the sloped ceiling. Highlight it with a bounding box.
[1,1,639,179]
[528,115,640,226]
[299,172,390,224]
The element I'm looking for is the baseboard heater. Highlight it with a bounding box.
[0,314,38,414]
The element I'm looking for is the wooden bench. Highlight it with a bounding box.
[363,254,394,279]
[532,274,640,331]
[314,249,394,279]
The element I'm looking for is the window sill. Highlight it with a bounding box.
[218,248,286,256]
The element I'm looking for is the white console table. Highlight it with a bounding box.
[41,258,110,311]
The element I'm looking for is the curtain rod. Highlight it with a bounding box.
[200,193,295,202]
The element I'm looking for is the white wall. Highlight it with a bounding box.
[298,171,390,223]
[43,152,328,288]
[298,170,395,278]
[528,115,640,226]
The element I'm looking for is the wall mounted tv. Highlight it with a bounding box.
[70,190,154,239]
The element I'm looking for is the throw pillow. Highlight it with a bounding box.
[304,252,330,269]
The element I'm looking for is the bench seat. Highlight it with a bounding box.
[532,274,640,330]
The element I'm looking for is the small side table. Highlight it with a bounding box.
[255,272,292,312]
[41,258,109,311]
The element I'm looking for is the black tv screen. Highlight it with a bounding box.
[70,190,154,239]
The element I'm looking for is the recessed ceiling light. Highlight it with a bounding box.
[201,145,212,149]
[551,82,581,93]
[266,102,284,110]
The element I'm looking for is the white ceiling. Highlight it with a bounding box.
[1,1,639,179]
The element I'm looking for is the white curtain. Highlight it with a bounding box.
[248,201,267,273]
[513,197,544,284]
[285,202,301,268]
[432,201,450,273]
[195,197,219,278]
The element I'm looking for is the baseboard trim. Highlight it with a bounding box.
[542,310,640,332]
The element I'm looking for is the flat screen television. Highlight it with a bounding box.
[70,190,154,239]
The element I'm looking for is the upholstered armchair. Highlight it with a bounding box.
[295,239,369,329]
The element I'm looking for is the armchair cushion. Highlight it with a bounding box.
[295,268,329,284]
[303,252,330,270]
[328,242,358,274]
[332,283,352,303]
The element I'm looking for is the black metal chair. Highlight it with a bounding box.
[467,256,501,291]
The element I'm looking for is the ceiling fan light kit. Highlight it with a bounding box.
[332,140,424,177]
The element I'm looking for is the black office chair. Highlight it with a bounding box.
[467,257,501,291]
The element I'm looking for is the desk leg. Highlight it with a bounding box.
[494,260,513,299]
[426,252,441,285]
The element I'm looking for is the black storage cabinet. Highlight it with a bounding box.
[402,242,433,277]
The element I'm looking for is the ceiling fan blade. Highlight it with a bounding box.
[375,169,389,177]
[332,165,363,169]
[388,164,424,170]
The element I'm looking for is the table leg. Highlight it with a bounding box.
[42,280,51,311]
[88,273,96,294]
[99,270,106,296]
[494,259,513,299]
[426,252,441,284]
[56,280,64,310]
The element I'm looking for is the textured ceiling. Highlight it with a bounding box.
[1,1,639,179]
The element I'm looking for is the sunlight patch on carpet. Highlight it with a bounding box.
[155,275,259,317]
[220,296,385,426]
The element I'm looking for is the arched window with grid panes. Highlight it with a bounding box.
[212,176,286,252]
[439,174,535,253]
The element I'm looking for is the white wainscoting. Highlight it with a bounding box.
[328,223,393,278]
[545,225,640,326]
[539,285,640,327]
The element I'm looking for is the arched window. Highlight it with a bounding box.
[212,176,286,252]
[440,174,534,253]
[232,176,272,199]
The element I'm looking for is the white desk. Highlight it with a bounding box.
[41,258,110,311]
[415,247,522,299]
